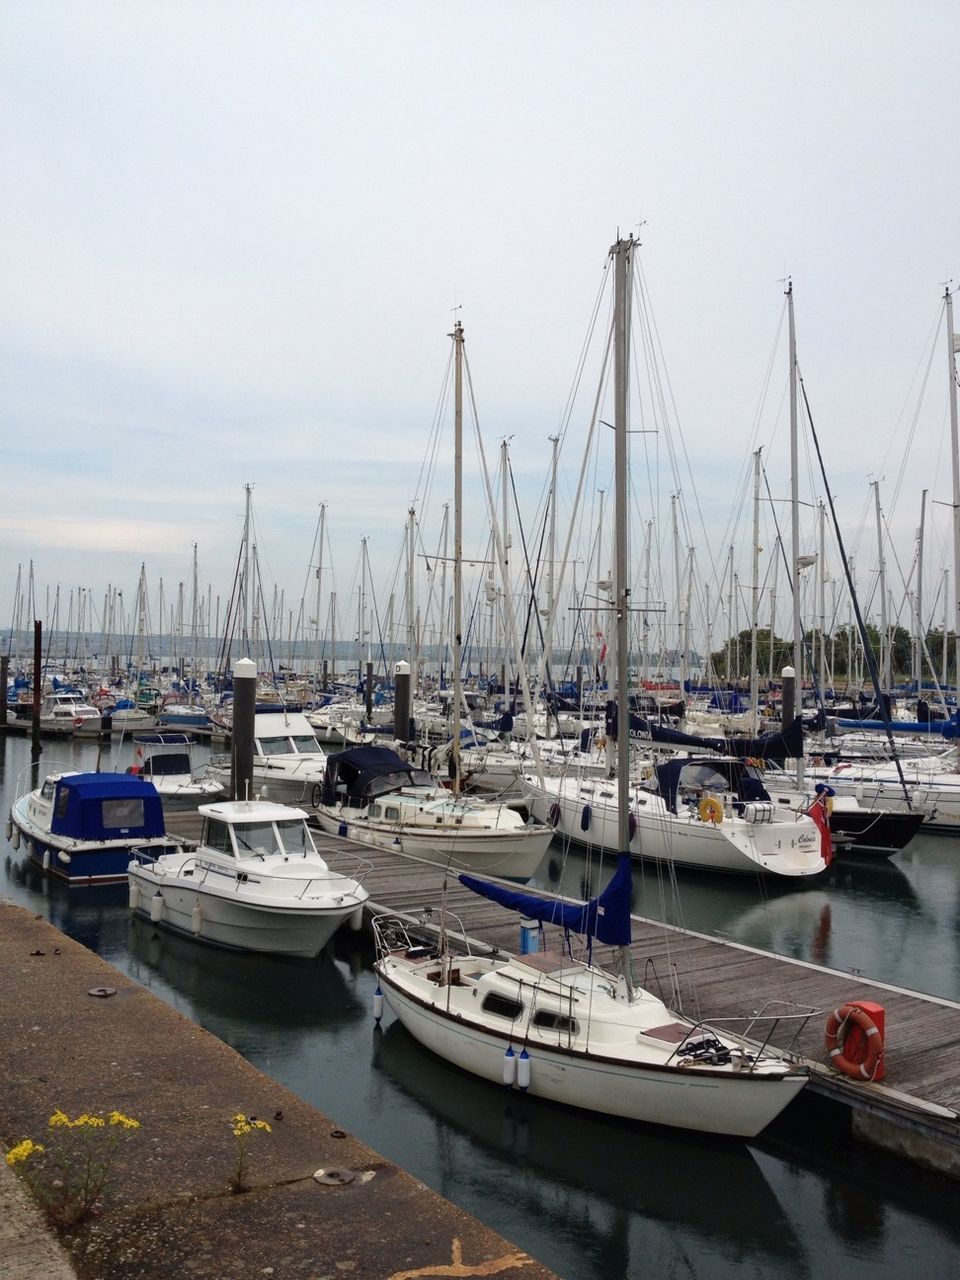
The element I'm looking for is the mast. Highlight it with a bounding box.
[749,449,761,733]
[947,286,959,689]
[450,320,465,795]
[611,236,632,858]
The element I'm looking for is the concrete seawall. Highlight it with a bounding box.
[0,900,556,1280]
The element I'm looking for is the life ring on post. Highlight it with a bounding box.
[824,1003,884,1080]
[698,796,724,824]
[310,783,323,809]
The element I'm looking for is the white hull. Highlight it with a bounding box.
[128,868,358,957]
[313,807,550,880]
[524,776,825,878]
[376,954,807,1138]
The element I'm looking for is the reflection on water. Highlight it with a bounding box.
[375,1018,803,1275]
[533,833,960,1000]
[3,731,960,1277]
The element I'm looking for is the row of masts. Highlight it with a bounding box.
[5,284,960,702]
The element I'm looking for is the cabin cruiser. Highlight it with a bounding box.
[207,709,328,805]
[8,770,187,884]
[128,798,369,957]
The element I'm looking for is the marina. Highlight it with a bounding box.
[2,730,960,1277]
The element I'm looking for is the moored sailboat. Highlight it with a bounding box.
[373,239,811,1138]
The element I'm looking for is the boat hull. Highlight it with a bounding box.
[525,778,825,878]
[313,808,550,881]
[128,867,361,957]
[376,966,807,1138]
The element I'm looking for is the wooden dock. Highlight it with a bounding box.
[168,811,960,1176]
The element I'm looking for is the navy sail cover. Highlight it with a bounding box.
[459,851,633,946]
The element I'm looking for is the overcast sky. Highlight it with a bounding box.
[2,1,958,657]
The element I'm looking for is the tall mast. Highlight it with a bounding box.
[314,504,326,691]
[450,320,465,795]
[749,449,762,733]
[787,281,802,693]
[611,236,632,856]
[946,286,959,688]
[916,490,927,693]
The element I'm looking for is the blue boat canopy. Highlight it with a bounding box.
[459,852,633,952]
[50,773,167,842]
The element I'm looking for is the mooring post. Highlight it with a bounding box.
[231,658,257,801]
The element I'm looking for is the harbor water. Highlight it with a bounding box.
[1,730,959,1279]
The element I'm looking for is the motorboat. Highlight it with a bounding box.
[8,770,187,884]
[373,854,811,1138]
[206,709,328,805]
[524,756,829,878]
[313,745,552,881]
[127,798,369,957]
[129,733,225,812]
[37,690,103,737]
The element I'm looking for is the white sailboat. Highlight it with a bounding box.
[373,241,811,1137]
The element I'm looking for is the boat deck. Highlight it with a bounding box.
[168,811,960,1174]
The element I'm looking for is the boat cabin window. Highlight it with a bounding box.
[275,819,314,856]
[532,1009,579,1035]
[480,992,523,1020]
[290,734,322,754]
[365,772,415,799]
[42,779,57,801]
[233,820,281,859]
[55,788,70,819]
[102,798,144,829]
[257,737,292,756]
[145,753,191,777]
[383,805,400,821]
[677,763,729,793]
[204,819,235,856]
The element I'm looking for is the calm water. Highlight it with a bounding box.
[2,731,959,1279]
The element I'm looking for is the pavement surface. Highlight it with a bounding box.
[0,898,557,1280]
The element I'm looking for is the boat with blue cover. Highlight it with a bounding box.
[8,771,189,885]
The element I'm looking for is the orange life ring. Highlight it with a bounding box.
[73,717,84,729]
[824,1003,883,1080]
[698,796,724,825]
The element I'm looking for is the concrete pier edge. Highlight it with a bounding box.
[0,898,556,1280]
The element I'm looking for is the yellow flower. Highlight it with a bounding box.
[74,1114,105,1129]
[108,1112,140,1130]
[252,1120,272,1133]
[6,1139,44,1166]
[48,1110,71,1128]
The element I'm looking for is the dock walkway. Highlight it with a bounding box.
[156,810,960,1176]
[271,819,959,1177]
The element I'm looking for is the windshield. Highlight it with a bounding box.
[232,821,281,858]
[276,819,315,855]
[290,734,322,754]
[257,737,292,756]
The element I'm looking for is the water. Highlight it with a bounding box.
[2,731,959,1279]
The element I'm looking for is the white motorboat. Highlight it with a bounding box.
[129,732,225,812]
[38,690,103,737]
[313,745,552,881]
[128,798,369,957]
[373,855,811,1138]
[207,709,328,805]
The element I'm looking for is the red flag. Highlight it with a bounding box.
[806,793,833,866]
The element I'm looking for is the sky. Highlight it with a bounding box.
[2,0,958,662]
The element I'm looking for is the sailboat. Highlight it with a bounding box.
[372,241,811,1138]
